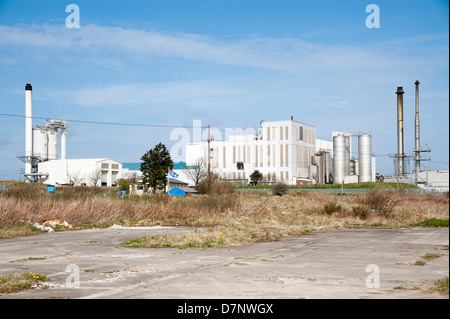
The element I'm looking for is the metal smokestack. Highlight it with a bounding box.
[396,86,405,176]
[414,80,420,179]
[25,83,33,181]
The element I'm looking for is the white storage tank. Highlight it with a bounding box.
[358,133,372,182]
[333,134,347,184]
[32,127,48,161]
[47,129,58,160]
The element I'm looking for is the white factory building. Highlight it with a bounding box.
[18,83,123,187]
[185,117,376,185]
[38,158,122,187]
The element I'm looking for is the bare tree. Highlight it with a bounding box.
[67,170,82,186]
[88,169,102,187]
[184,158,207,189]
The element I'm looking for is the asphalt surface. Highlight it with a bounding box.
[0,226,448,299]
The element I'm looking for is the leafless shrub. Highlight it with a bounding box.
[322,201,343,215]
[352,205,370,220]
[362,191,399,215]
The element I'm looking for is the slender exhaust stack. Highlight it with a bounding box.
[414,80,420,179]
[25,83,33,181]
[396,86,405,176]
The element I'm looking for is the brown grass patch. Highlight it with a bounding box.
[0,185,448,245]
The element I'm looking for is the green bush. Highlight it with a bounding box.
[362,191,399,215]
[322,201,342,215]
[272,183,288,196]
[352,205,370,220]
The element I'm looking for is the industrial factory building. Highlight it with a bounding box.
[18,84,123,187]
[18,82,446,192]
[38,158,121,187]
[185,117,376,185]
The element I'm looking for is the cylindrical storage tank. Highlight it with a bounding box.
[47,129,58,160]
[333,135,346,184]
[358,133,372,182]
[343,135,351,176]
[32,128,48,161]
[61,130,67,160]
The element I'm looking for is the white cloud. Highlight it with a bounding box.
[1,23,446,75]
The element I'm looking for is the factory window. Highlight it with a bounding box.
[299,126,304,141]
[280,145,284,167]
[237,161,244,170]
[233,146,236,163]
[101,163,109,169]
[223,146,226,168]
[280,127,283,140]
[267,127,270,141]
[285,126,289,140]
[111,164,119,170]
[285,145,289,167]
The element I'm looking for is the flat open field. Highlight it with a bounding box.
[0,183,448,299]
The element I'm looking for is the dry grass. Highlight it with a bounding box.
[0,272,49,294]
[0,184,448,247]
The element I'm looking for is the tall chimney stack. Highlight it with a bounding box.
[25,83,33,182]
[414,80,420,180]
[396,86,405,176]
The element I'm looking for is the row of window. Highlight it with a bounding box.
[101,163,120,170]
[265,126,312,142]
[223,171,290,181]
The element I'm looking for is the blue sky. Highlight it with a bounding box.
[0,0,448,179]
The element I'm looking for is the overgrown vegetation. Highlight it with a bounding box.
[271,183,288,196]
[0,272,49,294]
[361,191,399,215]
[432,277,449,295]
[0,182,448,248]
[322,201,342,215]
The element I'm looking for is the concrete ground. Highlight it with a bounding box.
[0,226,448,299]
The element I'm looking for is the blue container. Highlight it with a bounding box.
[47,185,55,193]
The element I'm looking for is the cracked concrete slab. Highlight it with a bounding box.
[0,226,448,299]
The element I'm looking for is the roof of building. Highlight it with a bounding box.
[122,161,197,171]
[168,178,188,184]
[171,186,198,193]
[122,162,141,171]
[39,158,119,164]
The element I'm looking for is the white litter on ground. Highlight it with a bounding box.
[33,223,54,233]
[108,224,172,230]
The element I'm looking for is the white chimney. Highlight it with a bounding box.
[61,130,67,160]
[25,83,33,181]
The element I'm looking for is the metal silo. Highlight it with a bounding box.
[32,127,48,161]
[343,135,351,176]
[333,134,346,184]
[47,129,58,160]
[358,133,372,182]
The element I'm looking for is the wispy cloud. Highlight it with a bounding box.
[1,23,446,75]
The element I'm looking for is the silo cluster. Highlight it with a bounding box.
[21,84,68,182]
[332,133,373,184]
